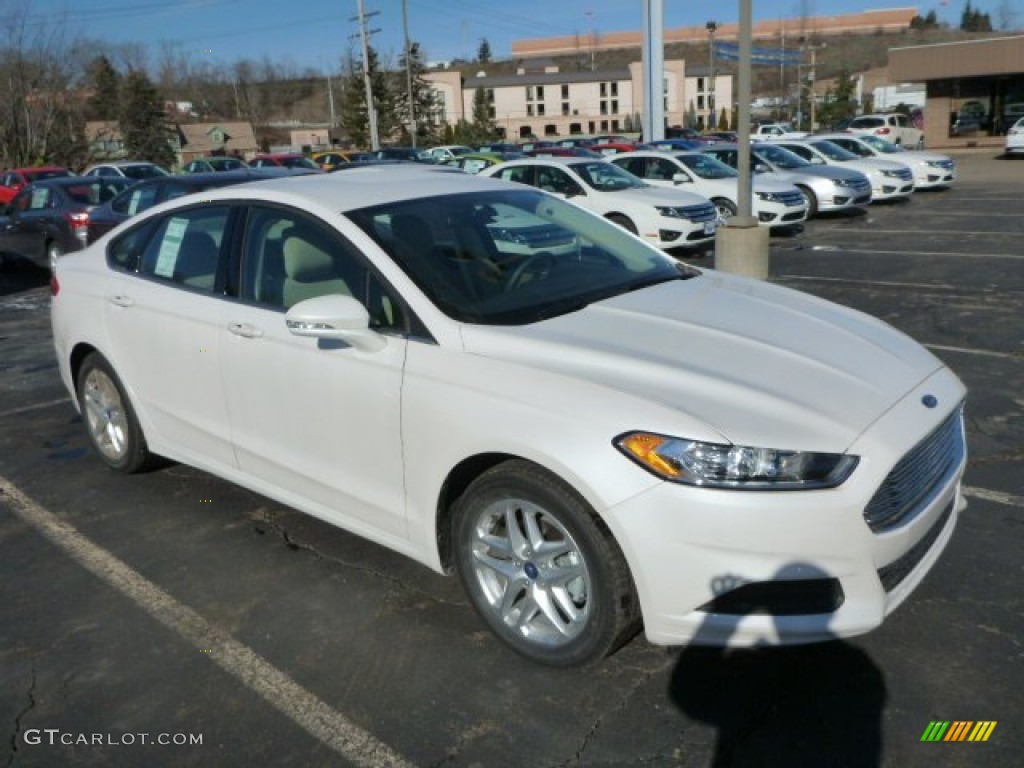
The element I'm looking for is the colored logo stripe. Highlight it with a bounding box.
[920,721,997,742]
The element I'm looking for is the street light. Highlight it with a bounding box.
[706,20,718,130]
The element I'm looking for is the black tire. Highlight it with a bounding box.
[453,460,640,666]
[606,213,638,235]
[796,185,819,218]
[711,197,738,221]
[46,241,63,271]
[76,352,153,473]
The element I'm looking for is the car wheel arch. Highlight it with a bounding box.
[434,452,615,575]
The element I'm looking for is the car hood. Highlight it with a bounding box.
[899,151,953,165]
[459,273,944,451]
[609,184,713,206]
[839,157,908,174]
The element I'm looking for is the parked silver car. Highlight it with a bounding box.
[769,139,915,202]
[700,142,872,217]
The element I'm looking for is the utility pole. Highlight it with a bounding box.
[327,70,336,128]
[353,0,380,150]
[706,20,717,130]
[641,0,664,142]
[808,43,825,131]
[402,0,417,147]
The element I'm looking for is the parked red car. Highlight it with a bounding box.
[248,153,321,171]
[0,166,73,205]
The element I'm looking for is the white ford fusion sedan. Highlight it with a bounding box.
[51,167,967,666]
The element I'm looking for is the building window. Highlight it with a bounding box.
[536,86,545,100]
[544,124,558,136]
[526,86,534,101]
[611,82,618,97]
[537,103,545,116]
[527,104,534,117]
[600,83,607,97]
[611,100,618,115]
[600,101,608,115]
[697,77,705,92]
[562,102,570,116]
[698,95,705,109]
[561,84,569,99]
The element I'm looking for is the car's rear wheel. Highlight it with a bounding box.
[796,185,818,217]
[606,213,638,234]
[77,352,153,473]
[453,460,640,666]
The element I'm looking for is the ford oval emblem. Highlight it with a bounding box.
[922,394,938,408]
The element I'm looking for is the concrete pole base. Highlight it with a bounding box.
[713,218,770,280]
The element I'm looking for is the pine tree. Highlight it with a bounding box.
[340,47,395,147]
[395,42,440,146]
[470,87,496,142]
[87,56,120,121]
[477,38,492,64]
[119,70,174,167]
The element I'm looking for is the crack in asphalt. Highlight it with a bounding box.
[250,508,467,608]
[548,656,677,768]
[6,665,36,768]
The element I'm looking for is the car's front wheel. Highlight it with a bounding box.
[796,185,818,217]
[76,352,153,473]
[453,460,640,666]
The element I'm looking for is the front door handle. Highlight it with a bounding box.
[107,294,134,308]
[228,322,264,339]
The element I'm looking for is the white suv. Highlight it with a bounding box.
[482,157,718,250]
[848,113,925,149]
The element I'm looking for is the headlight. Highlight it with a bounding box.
[654,205,689,219]
[880,169,903,178]
[615,432,859,490]
[755,191,782,202]
[832,178,852,187]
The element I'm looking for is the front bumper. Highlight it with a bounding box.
[602,367,966,647]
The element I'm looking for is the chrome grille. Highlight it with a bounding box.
[863,406,965,533]
[681,203,717,223]
[777,191,806,207]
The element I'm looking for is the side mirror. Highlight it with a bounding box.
[285,294,386,352]
[672,173,691,185]
[754,163,771,174]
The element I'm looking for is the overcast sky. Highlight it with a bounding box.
[20,1,1014,72]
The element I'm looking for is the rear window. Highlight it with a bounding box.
[64,180,132,205]
[851,117,884,128]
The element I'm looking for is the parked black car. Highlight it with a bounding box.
[86,167,316,243]
[0,177,133,270]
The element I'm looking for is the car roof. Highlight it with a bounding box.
[157,165,509,213]
[32,176,132,187]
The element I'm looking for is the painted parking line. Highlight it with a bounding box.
[783,248,1024,261]
[963,486,1024,509]
[924,344,1022,361]
[0,475,414,768]
[0,397,70,420]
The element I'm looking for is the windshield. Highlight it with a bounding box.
[571,161,646,191]
[347,189,691,325]
[753,143,811,169]
[858,134,902,153]
[851,117,884,129]
[282,156,319,169]
[809,140,859,162]
[25,169,71,182]
[121,165,168,180]
[675,153,738,179]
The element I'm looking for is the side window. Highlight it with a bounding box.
[787,145,813,161]
[494,166,534,186]
[12,190,33,213]
[239,206,404,330]
[112,184,160,215]
[617,157,645,176]
[139,205,230,292]
[108,219,159,272]
[647,158,678,181]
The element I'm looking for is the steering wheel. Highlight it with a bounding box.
[506,251,557,290]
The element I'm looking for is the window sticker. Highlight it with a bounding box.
[154,218,189,278]
[30,189,49,209]
[128,190,143,215]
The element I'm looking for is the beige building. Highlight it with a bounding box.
[174,122,259,165]
[426,60,732,140]
[889,35,1024,147]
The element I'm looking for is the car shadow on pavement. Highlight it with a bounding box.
[668,564,886,768]
[0,256,49,297]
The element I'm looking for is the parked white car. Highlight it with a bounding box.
[609,150,808,230]
[771,139,915,202]
[81,161,170,180]
[52,168,966,666]
[701,142,873,217]
[482,157,718,250]
[817,133,956,189]
[422,145,475,163]
[1005,117,1024,155]
[847,113,925,148]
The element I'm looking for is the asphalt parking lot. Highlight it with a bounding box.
[1,151,1022,768]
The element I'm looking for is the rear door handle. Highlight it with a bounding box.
[107,294,134,308]
[228,322,264,339]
